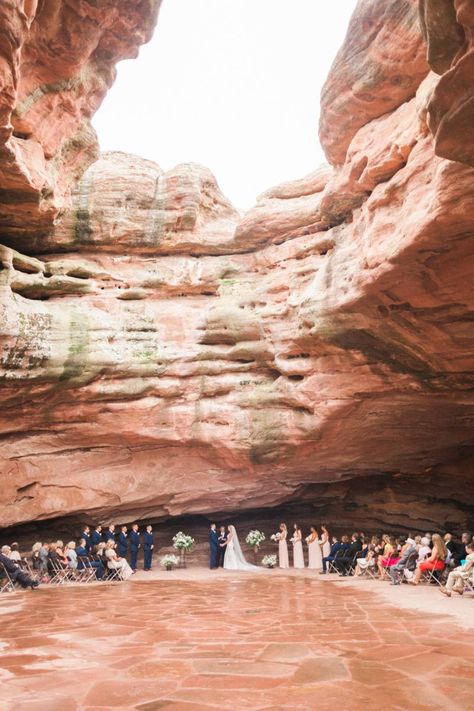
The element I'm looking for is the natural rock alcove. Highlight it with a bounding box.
[0,0,473,538]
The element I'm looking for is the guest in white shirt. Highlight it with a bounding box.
[9,542,21,562]
[66,541,78,569]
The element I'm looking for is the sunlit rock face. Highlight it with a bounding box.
[0,0,473,531]
[0,0,161,249]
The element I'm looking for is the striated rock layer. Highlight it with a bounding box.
[0,0,473,532]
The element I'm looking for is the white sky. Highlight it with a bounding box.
[92,0,357,210]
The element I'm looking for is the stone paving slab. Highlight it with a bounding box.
[0,572,473,710]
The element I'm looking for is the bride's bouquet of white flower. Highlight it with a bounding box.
[262,554,277,568]
[246,530,265,548]
[172,531,195,552]
[270,533,281,542]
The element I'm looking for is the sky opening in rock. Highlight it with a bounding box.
[92,0,358,210]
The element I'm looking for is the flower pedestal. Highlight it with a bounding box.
[180,549,186,569]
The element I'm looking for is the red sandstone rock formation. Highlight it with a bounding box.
[0,0,473,532]
[0,0,161,248]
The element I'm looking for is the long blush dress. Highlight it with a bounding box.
[292,533,305,569]
[321,531,331,558]
[279,532,289,569]
[307,536,323,570]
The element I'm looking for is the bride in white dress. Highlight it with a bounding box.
[223,525,260,570]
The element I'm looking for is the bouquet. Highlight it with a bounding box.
[160,554,179,570]
[270,533,281,542]
[262,554,277,568]
[246,530,265,548]
[172,531,195,552]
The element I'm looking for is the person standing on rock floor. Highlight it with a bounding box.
[81,525,91,552]
[91,525,103,548]
[105,524,116,543]
[142,525,154,571]
[118,525,128,558]
[209,522,219,569]
[217,525,227,567]
[129,524,140,572]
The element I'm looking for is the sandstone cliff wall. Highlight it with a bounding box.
[0,0,473,531]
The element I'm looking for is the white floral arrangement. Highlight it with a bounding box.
[172,531,195,552]
[270,533,281,542]
[246,530,266,547]
[160,554,179,569]
[262,554,277,568]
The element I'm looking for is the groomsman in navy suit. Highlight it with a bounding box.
[129,523,140,571]
[81,525,91,552]
[217,525,227,567]
[105,524,116,543]
[118,525,128,558]
[142,525,154,571]
[91,525,103,548]
[209,522,219,569]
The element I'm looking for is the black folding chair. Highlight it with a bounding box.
[0,563,15,593]
[327,548,344,574]
[77,556,97,583]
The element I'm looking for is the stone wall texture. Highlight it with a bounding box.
[0,0,473,532]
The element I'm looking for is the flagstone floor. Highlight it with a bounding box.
[1,572,474,710]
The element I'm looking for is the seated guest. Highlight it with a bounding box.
[441,543,474,597]
[55,541,69,566]
[409,533,447,585]
[388,538,417,585]
[0,547,39,589]
[47,544,67,574]
[354,544,377,576]
[94,542,108,570]
[9,542,21,562]
[443,533,457,568]
[335,533,362,576]
[417,537,432,562]
[322,536,347,575]
[91,526,103,547]
[458,532,473,564]
[104,541,133,580]
[66,541,78,569]
[39,543,49,573]
[31,542,43,572]
[377,536,400,580]
[76,539,104,580]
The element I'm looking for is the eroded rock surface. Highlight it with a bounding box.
[0,0,473,531]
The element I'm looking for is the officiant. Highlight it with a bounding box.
[217,525,227,567]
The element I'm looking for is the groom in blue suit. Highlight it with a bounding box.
[209,522,219,569]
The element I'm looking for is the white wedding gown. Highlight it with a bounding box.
[223,526,260,571]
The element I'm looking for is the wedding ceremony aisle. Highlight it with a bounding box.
[1,570,474,711]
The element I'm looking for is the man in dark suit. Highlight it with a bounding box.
[142,525,154,571]
[91,525,103,548]
[76,539,104,580]
[105,525,116,542]
[334,533,362,576]
[118,525,128,558]
[81,526,91,552]
[217,525,227,567]
[129,524,140,571]
[209,523,219,569]
[0,547,39,589]
[322,536,345,573]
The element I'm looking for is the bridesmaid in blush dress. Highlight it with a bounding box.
[320,524,331,559]
[291,523,305,569]
[278,523,289,569]
[306,526,323,571]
